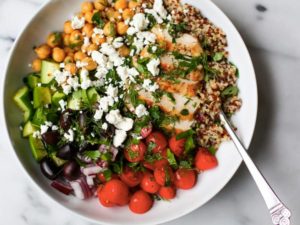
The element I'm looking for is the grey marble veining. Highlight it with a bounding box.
[0,0,299,225]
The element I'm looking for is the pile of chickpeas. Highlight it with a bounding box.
[32,0,142,74]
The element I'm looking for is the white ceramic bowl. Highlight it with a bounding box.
[1,0,257,224]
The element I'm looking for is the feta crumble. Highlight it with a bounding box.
[71,16,85,30]
[147,58,160,76]
[142,79,159,92]
[135,104,149,118]
[64,129,74,142]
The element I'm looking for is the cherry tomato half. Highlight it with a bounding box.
[158,186,176,200]
[195,147,218,171]
[154,166,175,186]
[169,135,186,157]
[129,190,153,214]
[124,142,147,163]
[140,172,160,193]
[174,168,197,190]
[146,132,168,153]
[99,179,129,206]
[120,166,143,187]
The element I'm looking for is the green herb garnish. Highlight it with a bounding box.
[221,86,239,98]
[92,12,105,28]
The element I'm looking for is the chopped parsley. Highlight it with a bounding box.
[92,12,105,28]
[221,86,239,98]
[180,109,189,116]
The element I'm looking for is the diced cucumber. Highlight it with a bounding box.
[50,153,66,167]
[87,87,100,104]
[23,121,38,137]
[13,86,32,112]
[52,92,66,106]
[67,89,89,110]
[33,86,52,108]
[41,61,59,84]
[23,108,34,122]
[25,73,40,89]
[29,135,47,162]
[32,107,47,126]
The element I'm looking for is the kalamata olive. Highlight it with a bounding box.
[42,131,60,145]
[57,144,77,160]
[40,158,61,180]
[60,109,72,131]
[63,161,81,181]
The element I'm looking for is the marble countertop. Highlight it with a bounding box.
[0,0,300,224]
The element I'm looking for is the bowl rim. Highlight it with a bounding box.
[1,0,258,224]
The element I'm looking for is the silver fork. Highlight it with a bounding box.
[219,111,291,225]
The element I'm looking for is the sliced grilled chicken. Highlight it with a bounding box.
[151,26,203,56]
[156,78,199,97]
[162,120,195,134]
[138,89,200,121]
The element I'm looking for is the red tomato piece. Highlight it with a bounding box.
[174,169,197,190]
[158,186,176,200]
[100,179,129,206]
[129,190,153,214]
[143,161,155,171]
[169,135,186,157]
[146,132,168,153]
[124,142,147,163]
[97,172,118,183]
[195,147,218,171]
[153,158,169,168]
[154,166,175,186]
[140,172,160,193]
[120,167,143,187]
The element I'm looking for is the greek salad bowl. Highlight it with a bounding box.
[1,0,257,224]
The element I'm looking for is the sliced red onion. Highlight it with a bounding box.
[99,144,109,153]
[86,175,95,187]
[141,123,153,138]
[70,177,93,199]
[96,160,109,168]
[70,181,84,200]
[82,165,104,176]
[51,180,73,195]
[110,146,119,161]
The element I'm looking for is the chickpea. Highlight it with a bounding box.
[87,43,99,52]
[64,47,74,54]
[118,45,130,57]
[64,20,74,34]
[128,0,140,9]
[74,51,87,61]
[103,22,116,37]
[85,11,94,24]
[81,1,94,13]
[68,52,75,58]
[32,58,42,72]
[63,34,71,46]
[65,63,77,75]
[92,34,106,45]
[52,47,66,62]
[117,22,128,35]
[114,0,127,10]
[94,0,107,10]
[82,23,94,37]
[122,8,134,20]
[35,44,51,59]
[64,56,74,64]
[82,57,97,70]
[47,32,62,48]
[106,8,116,20]
[70,30,84,46]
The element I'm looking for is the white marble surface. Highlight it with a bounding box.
[0,0,300,224]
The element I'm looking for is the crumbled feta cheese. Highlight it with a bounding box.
[64,129,74,142]
[94,109,103,121]
[32,131,41,139]
[113,129,127,147]
[91,132,95,137]
[54,70,70,85]
[45,121,53,127]
[83,37,90,46]
[135,104,149,118]
[71,16,85,29]
[91,51,107,66]
[105,109,133,131]
[76,61,89,68]
[99,96,114,112]
[80,69,92,90]
[130,13,148,31]
[102,122,108,130]
[151,46,158,52]
[116,66,139,84]
[147,58,160,76]
[106,84,118,98]
[93,28,104,37]
[60,63,65,68]
[52,125,59,131]
[40,125,49,134]
[115,118,134,131]
[153,0,168,19]
[142,79,159,92]
[112,37,124,48]
[37,83,42,87]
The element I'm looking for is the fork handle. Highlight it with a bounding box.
[219,111,291,225]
